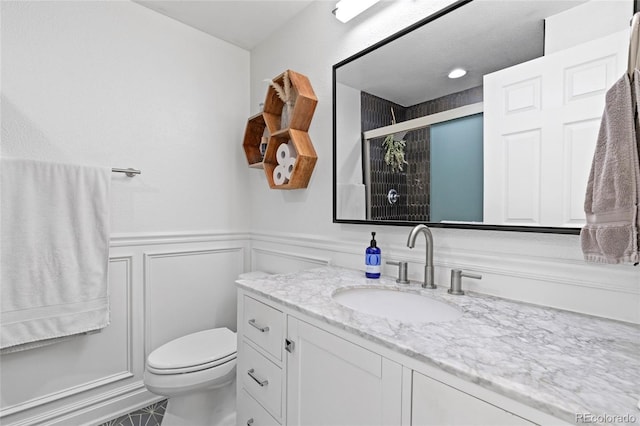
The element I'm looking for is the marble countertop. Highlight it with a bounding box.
[236,266,640,425]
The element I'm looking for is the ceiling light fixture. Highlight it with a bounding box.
[448,68,467,79]
[332,0,380,23]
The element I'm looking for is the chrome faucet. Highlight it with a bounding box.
[406,224,436,289]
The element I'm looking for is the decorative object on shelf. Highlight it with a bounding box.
[263,70,317,133]
[260,138,268,157]
[272,141,297,185]
[266,70,296,130]
[383,107,408,172]
[263,129,316,189]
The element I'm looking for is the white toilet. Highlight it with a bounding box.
[144,327,237,426]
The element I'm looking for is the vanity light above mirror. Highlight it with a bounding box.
[332,0,380,23]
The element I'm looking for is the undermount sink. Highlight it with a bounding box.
[332,287,462,323]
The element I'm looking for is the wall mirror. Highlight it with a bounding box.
[333,0,634,233]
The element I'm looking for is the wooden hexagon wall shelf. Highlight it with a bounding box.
[263,69,318,133]
[263,129,317,189]
[242,112,268,168]
[242,69,318,189]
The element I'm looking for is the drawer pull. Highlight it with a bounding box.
[247,419,254,426]
[248,319,270,333]
[247,368,269,387]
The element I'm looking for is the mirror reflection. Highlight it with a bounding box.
[334,0,632,232]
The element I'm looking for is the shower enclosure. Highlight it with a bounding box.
[361,88,484,222]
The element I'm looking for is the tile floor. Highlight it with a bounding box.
[98,399,167,426]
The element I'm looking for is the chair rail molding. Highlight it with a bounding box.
[249,230,639,324]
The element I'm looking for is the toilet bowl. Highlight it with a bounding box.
[144,328,237,426]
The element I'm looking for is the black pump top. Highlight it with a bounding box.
[370,232,377,248]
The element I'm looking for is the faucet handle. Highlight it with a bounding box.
[448,269,482,295]
[386,261,410,284]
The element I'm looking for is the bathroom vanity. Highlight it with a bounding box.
[235,267,639,426]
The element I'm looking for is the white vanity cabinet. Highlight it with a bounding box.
[237,294,286,426]
[411,372,535,426]
[286,316,403,426]
[237,289,558,426]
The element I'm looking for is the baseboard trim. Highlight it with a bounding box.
[3,381,148,426]
[1,372,134,419]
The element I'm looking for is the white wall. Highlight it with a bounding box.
[335,82,362,186]
[249,1,640,323]
[335,82,365,220]
[1,1,250,424]
[545,0,631,54]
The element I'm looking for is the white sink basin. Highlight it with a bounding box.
[332,288,462,323]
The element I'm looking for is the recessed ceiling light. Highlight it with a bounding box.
[448,68,467,79]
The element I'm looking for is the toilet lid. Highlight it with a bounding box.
[148,328,237,373]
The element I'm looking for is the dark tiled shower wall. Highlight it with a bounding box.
[362,87,483,221]
[360,92,408,220]
[403,126,430,222]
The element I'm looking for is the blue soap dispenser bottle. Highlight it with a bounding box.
[365,232,381,279]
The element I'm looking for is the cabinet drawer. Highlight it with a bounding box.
[243,295,284,360]
[238,389,280,426]
[239,340,282,419]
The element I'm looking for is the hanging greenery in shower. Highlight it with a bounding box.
[382,107,408,172]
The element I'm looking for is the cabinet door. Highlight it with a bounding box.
[412,372,534,426]
[286,317,402,426]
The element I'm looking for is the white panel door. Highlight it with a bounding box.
[484,29,627,226]
[504,130,542,224]
[286,317,402,426]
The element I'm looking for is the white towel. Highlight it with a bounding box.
[1,158,111,351]
[581,71,640,264]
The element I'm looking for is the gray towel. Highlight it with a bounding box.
[581,71,640,264]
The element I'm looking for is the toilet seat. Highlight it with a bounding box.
[147,328,237,375]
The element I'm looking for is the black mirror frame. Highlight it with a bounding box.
[332,0,639,234]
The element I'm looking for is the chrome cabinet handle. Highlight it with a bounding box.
[248,319,269,333]
[247,419,254,426]
[247,368,269,387]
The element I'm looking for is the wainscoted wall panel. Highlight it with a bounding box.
[145,246,245,354]
[2,230,638,425]
[251,247,330,274]
[249,231,640,325]
[1,233,250,426]
[1,256,135,422]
